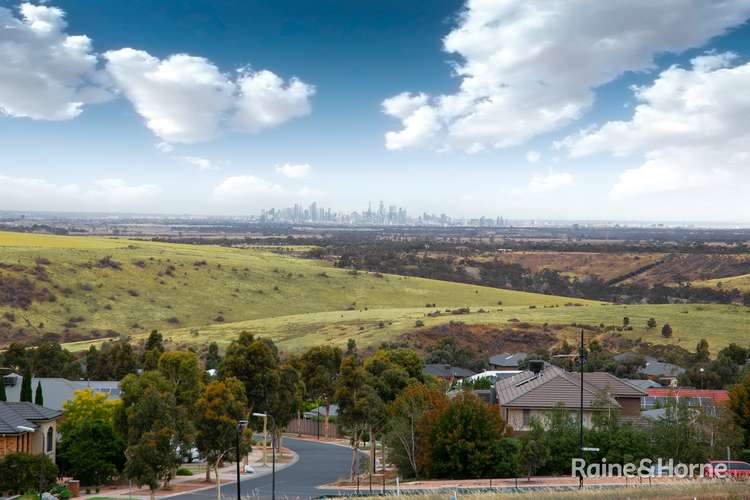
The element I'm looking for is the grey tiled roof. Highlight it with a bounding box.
[0,402,61,435]
[423,364,476,378]
[638,361,685,377]
[495,366,620,410]
[624,379,663,389]
[581,372,647,397]
[3,374,120,411]
[489,352,528,367]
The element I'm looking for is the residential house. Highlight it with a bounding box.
[642,388,729,416]
[638,360,685,386]
[3,373,120,411]
[624,379,663,390]
[465,370,521,385]
[489,352,527,369]
[0,401,62,461]
[494,364,646,433]
[423,364,475,380]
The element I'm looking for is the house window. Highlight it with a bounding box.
[522,409,531,427]
[46,427,53,452]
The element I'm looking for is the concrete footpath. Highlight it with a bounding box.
[94,446,297,499]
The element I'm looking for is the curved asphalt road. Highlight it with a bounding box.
[171,437,361,500]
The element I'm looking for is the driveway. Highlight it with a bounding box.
[169,437,362,500]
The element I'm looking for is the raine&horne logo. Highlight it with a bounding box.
[571,458,728,479]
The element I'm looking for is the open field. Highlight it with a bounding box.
[62,303,749,354]
[0,231,593,347]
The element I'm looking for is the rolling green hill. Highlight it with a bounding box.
[692,273,750,292]
[80,302,745,354]
[0,231,597,348]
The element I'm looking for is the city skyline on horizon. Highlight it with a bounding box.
[2,1,750,222]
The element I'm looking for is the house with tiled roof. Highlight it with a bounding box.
[3,373,120,411]
[0,401,62,461]
[494,364,646,433]
[423,364,475,380]
[489,352,528,369]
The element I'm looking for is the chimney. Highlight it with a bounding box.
[528,360,544,374]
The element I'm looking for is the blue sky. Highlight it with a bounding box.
[1,0,750,221]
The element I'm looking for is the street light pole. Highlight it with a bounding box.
[235,420,248,500]
[253,412,277,500]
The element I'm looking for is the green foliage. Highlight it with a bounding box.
[49,484,74,500]
[119,371,178,492]
[364,348,425,404]
[60,388,119,437]
[384,382,446,479]
[30,340,81,379]
[175,467,193,476]
[650,400,708,463]
[20,365,32,402]
[419,392,515,479]
[34,381,43,406]
[536,406,578,475]
[158,351,203,461]
[729,372,750,448]
[0,374,6,401]
[86,341,138,380]
[221,332,280,413]
[205,342,221,371]
[265,363,303,429]
[647,317,657,328]
[58,419,125,486]
[694,339,710,362]
[425,337,485,372]
[661,323,673,338]
[0,453,57,493]
[518,420,549,479]
[299,345,342,405]
[195,377,248,473]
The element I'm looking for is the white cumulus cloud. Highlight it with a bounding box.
[0,2,111,120]
[104,49,314,143]
[557,52,750,206]
[104,49,235,143]
[275,163,311,179]
[382,0,750,152]
[233,70,315,132]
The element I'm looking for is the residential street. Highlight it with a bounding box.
[169,437,359,500]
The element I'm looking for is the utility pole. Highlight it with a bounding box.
[579,328,584,489]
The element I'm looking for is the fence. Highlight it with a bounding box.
[286,417,347,439]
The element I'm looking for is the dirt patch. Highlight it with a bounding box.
[401,321,559,357]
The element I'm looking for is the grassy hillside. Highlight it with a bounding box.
[693,273,750,292]
[0,231,594,347]
[67,302,747,354]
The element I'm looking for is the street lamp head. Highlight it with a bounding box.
[16,425,35,433]
[252,412,267,418]
[699,367,705,373]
